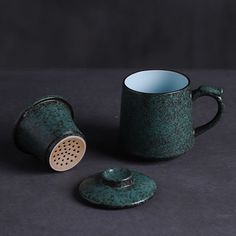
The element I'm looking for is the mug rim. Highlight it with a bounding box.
[123,69,190,95]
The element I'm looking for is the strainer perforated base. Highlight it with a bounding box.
[49,135,86,171]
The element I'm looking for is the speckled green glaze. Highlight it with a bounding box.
[78,168,157,209]
[120,71,224,160]
[14,95,85,165]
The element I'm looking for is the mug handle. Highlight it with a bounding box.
[192,85,224,137]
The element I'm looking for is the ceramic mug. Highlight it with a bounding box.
[120,70,224,159]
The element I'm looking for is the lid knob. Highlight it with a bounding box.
[101,168,133,188]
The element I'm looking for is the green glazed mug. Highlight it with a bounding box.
[120,70,224,160]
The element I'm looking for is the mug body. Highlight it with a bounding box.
[120,70,194,159]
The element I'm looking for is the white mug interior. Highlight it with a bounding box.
[124,70,189,93]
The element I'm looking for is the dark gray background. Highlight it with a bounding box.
[0,0,236,69]
[0,70,235,236]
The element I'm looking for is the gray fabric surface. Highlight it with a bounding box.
[0,70,234,236]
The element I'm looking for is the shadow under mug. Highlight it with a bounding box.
[120,70,224,160]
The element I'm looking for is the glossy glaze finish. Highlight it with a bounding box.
[78,168,157,208]
[14,96,85,168]
[120,70,224,160]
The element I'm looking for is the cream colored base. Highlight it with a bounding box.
[49,135,86,172]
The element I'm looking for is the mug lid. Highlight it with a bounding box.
[78,167,157,208]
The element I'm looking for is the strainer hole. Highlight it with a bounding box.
[65,163,68,165]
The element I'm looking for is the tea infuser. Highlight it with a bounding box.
[14,95,86,171]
